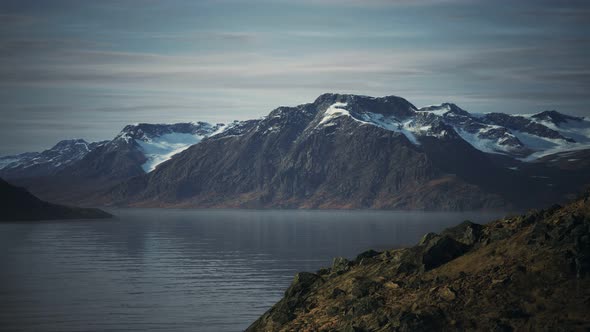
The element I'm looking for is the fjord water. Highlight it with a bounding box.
[0,209,505,332]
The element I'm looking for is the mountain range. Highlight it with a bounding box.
[3,93,590,210]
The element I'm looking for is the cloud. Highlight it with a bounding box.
[1,0,589,154]
[270,0,469,7]
[0,14,37,26]
[1,43,587,94]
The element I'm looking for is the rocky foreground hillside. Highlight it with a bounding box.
[247,194,590,331]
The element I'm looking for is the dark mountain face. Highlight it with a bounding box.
[0,178,111,221]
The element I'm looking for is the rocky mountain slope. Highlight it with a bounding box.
[104,93,590,210]
[247,193,590,331]
[0,178,111,221]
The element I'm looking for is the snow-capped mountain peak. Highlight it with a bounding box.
[531,110,584,126]
[418,103,470,117]
[0,139,107,177]
[318,102,350,126]
[309,95,590,160]
[414,104,590,159]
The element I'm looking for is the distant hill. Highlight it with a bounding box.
[0,178,112,221]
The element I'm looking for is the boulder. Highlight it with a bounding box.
[332,257,351,274]
[394,308,444,332]
[330,287,346,299]
[351,278,382,298]
[437,286,456,301]
[355,249,381,262]
[351,296,383,316]
[442,220,483,246]
[422,235,469,270]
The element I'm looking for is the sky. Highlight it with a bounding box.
[0,0,589,155]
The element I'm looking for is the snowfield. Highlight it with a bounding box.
[136,133,206,172]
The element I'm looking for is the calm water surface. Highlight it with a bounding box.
[0,209,506,332]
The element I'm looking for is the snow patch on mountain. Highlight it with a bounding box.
[136,133,205,172]
[415,104,590,159]
[468,125,520,154]
[509,114,590,160]
[210,123,230,136]
[318,102,421,144]
[359,112,420,145]
[0,156,25,170]
[453,128,513,155]
[517,134,590,161]
[318,102,351,126]
[526,115,590,144]
[419,104,453,116]
[110,122,230,172]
